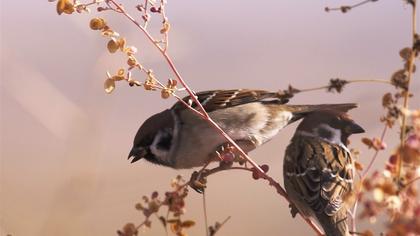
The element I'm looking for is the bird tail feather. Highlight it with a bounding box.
[316,207,350,236]
[286,103,358,122]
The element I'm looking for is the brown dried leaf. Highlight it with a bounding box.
[181,220,195,228]
[362,137,374,148]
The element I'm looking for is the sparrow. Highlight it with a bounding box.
[283,109,365,236]
[129,89,358,169]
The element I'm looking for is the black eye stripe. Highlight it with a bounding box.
[156,130,173,150]
[318,126,334,139]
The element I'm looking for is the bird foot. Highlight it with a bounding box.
[214,143,237,163]
[289,203,299,218]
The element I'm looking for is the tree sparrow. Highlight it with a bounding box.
[283,109,364,236]
[129,89,358,169]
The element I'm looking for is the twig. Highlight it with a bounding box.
[325,0,379,13]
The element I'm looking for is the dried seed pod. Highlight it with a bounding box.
[107,39,119,53]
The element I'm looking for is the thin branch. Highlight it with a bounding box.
[325,0,379,13]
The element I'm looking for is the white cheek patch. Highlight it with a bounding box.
[150,131,171,164]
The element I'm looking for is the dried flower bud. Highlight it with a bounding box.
[382,93,394,108]
[107,39,119,53]
[150,6,161,13]
[136,4,144,12]
[117,223,137,236]
[97,6,107,12]
[127,56,138,67]
[328,78,348,93]
[56,0,74,15]
[391,69,408,90]
[90,17,106,30]
[340,6,351,13]
[160,21,171,34]
[142,13,150,22]
[399,47,412,61]
[117,38,126,50]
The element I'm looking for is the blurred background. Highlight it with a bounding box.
[1,0,419,235]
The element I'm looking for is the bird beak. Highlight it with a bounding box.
[348,122,365,134]
[128,147,146,163]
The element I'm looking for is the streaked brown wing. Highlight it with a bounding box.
[173,89,289,112]
[284,136,353,216]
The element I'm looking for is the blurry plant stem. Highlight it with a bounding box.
[403,176,420,189]
[349,125,388,233]
[203,192,209,236]
[398,0,417,181]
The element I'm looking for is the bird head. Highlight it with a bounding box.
[128,109,174,165]
[296,109,365,145]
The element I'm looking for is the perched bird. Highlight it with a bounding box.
[129,89,358,169]
[283,110,364,236]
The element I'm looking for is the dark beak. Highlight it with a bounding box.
[348,122,365,134]
[128,147,146,163]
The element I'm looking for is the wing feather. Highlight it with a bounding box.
[284,136,353,216]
